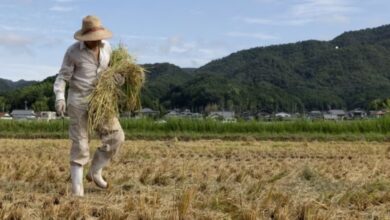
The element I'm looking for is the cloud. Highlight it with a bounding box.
[227,32,279,40]
[114,35,234,67]
[239,0,358,26]
[253,0,284,3]
[291,0,358,18]
[53,0,74,2]
[49,5,74,12]
[0,31,69,56]
[0,63,58,81]
[0,4,17,9]
[14,0,33,4]
[156,37,239,66]
[189,10,204,15]
[118,34,167,41]
[288,0,357,24]
[0,33,32,47]
[0,24,36,32]
[239,17,274,25]
[237,16,312,26]
[158,36,199,55]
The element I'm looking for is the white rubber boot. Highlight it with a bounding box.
[71,164,84,196]
[87,152,110,189]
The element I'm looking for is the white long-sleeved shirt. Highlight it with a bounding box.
[53,40,112,109]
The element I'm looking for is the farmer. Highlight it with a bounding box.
[53,15,125,196]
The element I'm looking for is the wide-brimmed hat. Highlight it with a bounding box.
[74,15,112,41]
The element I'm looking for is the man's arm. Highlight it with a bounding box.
[54,50,74,101]
[53,49,74,115]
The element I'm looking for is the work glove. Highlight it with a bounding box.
[55,99,66,117]
[113,73,125,86]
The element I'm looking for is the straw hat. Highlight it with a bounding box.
[74,15,112,41]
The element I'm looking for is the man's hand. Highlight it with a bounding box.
[55,99,66,116]
[113,73,125,86]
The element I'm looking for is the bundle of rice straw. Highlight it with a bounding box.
[88,45,145,134]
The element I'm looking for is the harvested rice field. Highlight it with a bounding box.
[0,139,390,219]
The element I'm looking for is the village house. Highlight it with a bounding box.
[180,109,202,119]
[325,109,346,120]
[256,112,272,120]
[164,109,203,119]
[369,110,386,118]
[11,109,36,120]
[208,111,235,121]
[240,111,256,121]
[308,110,323,120]
[275,112,291,119]
[134,108,160,118]
[0,112,12,120]
[348,109,367,119]
[164,109,181,119]
[37,111,57,121]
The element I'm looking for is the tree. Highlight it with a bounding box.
[204,103,218,114]
[0,96,8,112]
[32,97,50,112]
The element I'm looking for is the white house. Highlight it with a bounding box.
[348,109,367,119]
[38,111,57,121]
[164,109,203,119]
[0,113,12,120]
[208,111,235,120]
[323,114,338,120]
[275,112,291,119]
[164,109,181,119]
[327,109,346,120]
[135,108,160,118]
[11,110,36,120]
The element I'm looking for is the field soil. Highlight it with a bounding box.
[0,139,390,219]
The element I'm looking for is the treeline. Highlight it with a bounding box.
[0,77,55,112]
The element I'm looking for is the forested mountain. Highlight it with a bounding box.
[0,78,37,93]
[2,24,390,113]
[0,76,55,112]
[141,63,193,111]
[171,24,390,112]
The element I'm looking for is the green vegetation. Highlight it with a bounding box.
[0,76,55,112]
[141,63,193,112]
[1,117,390,140]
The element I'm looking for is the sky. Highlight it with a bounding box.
[0,0,390,81]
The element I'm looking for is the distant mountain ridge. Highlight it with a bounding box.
[0,78,37,93]
[2,24,390,113]
[178,24,390,112]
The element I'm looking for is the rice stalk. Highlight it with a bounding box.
[177,187,196,219]
[88,44,145,134]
